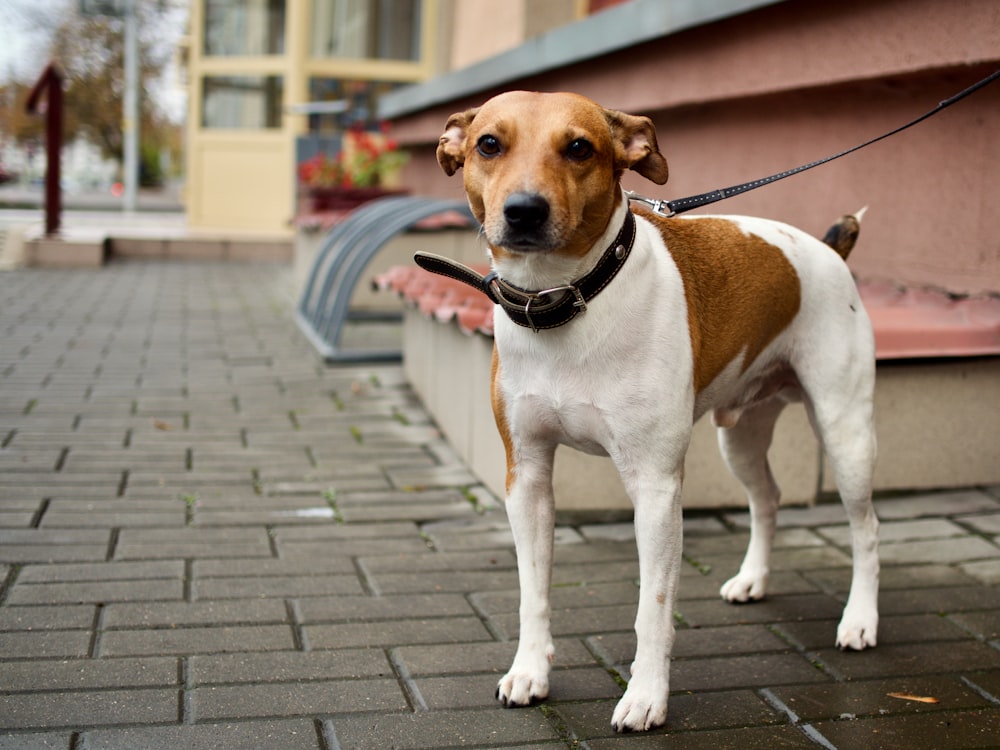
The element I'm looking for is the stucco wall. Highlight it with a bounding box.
[389,0,1000,293]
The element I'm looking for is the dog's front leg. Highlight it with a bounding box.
[497,448,557,707]
[612,473,683,732]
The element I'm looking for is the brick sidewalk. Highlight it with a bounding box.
[1,260,999,749]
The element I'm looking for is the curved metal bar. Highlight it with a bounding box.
[296,196,476,362]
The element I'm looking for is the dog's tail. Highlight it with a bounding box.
[821,206,868,260]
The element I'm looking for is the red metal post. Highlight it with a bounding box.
[26,63,64,237]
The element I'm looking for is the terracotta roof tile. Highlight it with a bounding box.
[373,263,495,336]
[857,280,1000,359]
[375,265,1000,358]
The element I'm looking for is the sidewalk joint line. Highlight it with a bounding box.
[387,647,429,711]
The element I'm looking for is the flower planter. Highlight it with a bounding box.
[304,186,408,213]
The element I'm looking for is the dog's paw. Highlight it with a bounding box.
[611,685,668,732]
[496,670,549,707]
[836,609,878,650]
[720,570,768,603]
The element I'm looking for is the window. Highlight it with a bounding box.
[202,76,284,128]
[310,0,421,61]
[305,78,402,132]
[204,0,286,56]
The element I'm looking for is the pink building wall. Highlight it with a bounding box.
[390,0,1000,294]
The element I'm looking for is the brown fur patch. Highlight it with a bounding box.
[637,208,802,395]
[491,345,516,493]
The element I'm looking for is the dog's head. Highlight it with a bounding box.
[438,91,668,258]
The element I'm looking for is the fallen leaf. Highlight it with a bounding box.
[887,692,939,704]
[153,420,172,431]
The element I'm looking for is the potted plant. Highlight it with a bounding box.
[297,124,409,212]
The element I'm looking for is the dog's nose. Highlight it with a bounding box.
[503,192,550,231]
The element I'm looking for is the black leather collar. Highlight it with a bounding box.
[414,208,636,331]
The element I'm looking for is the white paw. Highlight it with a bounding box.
[836,608,878,650]
[720,569,768,602]
[496,670,549,707]
[611,683,668,732]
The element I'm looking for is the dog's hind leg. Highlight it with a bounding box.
[806,386,879,650]
[718,397,787,603]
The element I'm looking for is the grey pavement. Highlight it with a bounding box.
[1,258,999,749]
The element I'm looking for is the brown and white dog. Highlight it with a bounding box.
[435,91,879,733]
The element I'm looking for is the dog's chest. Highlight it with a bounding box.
[508,376,614,456]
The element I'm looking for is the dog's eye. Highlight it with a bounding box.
[477,135,502,157]
[566,139,594,161]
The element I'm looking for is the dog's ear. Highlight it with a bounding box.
[437,108,479,176]
[605,109,669,185]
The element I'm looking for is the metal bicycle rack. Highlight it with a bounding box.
[296,195,475,363]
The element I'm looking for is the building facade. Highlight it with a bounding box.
[183,0,441,233]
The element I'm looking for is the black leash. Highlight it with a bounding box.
[631,68,1000,217]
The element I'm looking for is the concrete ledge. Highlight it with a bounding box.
[26,236,108,268]
[403,307,1000,510]
[112,236,292,262]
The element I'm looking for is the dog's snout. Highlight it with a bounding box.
[503,193,550,231]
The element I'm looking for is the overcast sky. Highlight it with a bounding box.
[0,0,188,121]
[0,0,69,83]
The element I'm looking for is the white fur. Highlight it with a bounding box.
[492,196,879,732]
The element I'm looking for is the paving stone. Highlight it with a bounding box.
[490,603,638,639]
[0,605,95,631]
[83,719,322,750]
[392,637,595,676]
[669,652,829,692]
[297,592,475,624]
[0,656,179,692]
[879,585,1000,615]
[369,569,520,595]
[329,707,560,749]
[960,559,1000,584]
[102,598,289,628]
[192,556,356,577]
[725,502,851,528]
[677,593,846,628]
[358,549,517,573]
[0,545,110,564]
[879,536,1000,564]
[275,522,420,540]
[0,630,93,659]
[812,708,1000,749]
[874,490,1000,519]
[0,689,179,730]
[961,512,1000,535]
[555,689,784,738]
[17,560,184,584]
[948,611,1000,640]
[813,641,1000,680]
[0,732,71,749]
[588,623,790,664]
[6,579,183,606]
[585,724,818,749]
[189,648,393,685]
[417,666,622,709]
[193,573,364,600]
[965,671,1000,703]
[805,563,978,594]
[767,675,996,721]
[99,624,295,657]
[775,612,973,649]
[306,616,491,650]
[193,678,408,720]
[471,580,639,616]
[818,518,970,546]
